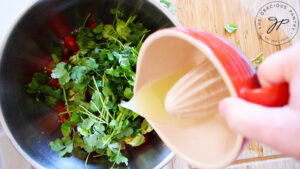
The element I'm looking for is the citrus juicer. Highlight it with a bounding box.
[131,28,289,169]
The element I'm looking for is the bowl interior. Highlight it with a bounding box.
[0,0,176,168]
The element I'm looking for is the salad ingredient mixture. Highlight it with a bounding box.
[26,9,152,168]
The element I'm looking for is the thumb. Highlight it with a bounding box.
[219,97,300,158]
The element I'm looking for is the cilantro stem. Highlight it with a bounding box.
[85,152,91,169]
[102,74,106,87]
[58,111,68,116]
[93,154,102,158]
[103,129,117,145]
[139,34,146,44]
[112,37,125,49]
[92,76,113,120]
[62,86,69,114]
[79,105,105,123]
[251,52,263,62]
[90,101,106,123]
[109,148,121,169]
[92,70,102,77]
[82,13,91,28]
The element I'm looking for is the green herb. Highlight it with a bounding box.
[160,0,177,14]
[51,62,70,85]
[251,51,263,62]
[27,9,152,168]
[26,73,63,108]
[235,42,241,48]
[224,23,238,34]
[168,6,177,14]
[160,0,171,7]
[255,57,263,63]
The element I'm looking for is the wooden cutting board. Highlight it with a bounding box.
[163,0,300,168]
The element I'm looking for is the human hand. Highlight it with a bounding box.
[219,43,300,159]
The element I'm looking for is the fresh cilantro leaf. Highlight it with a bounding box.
[77,125,89,137]
[93,22,103,34]
[160,0,171,7]
[70,112,81,123]
[49,138,64,152]
[109,149,128,165]
[49,136,73,157]
[83,133,100,153]
[107,52,114,61]
[115,153,128,165]
[112,51,121,59]
[71,66,90,83]
[82,118,94,130]
[125,133,145,147]
[102,25,115,39]
[39,85,62,99]
[141,119,153,134]
[224,23,238,34]
[51,62,70,85]
[118,55,131,69]
[93,122,105,134]
[105,68,120,77]
[117,127,133,139]
[45,96,58,108]
[116,19,131,40]
[124,87,133,99]
[73,132,85,148]
[27,78,40,91]
[33,73,49,84]
[110,9,126,18]
[79,57,99,69]
[90,91,103,111]
[51,54,60,64]
[61,120,72,137]
[51,47,62,64]
[58,136,73,157]
[109,120,118,128]
[54,47,62,57]
[102,86,114,98]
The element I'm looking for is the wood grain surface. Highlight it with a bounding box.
[162,0,300,168]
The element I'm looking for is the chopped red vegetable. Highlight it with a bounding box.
[89,22,98,30]
[64,36,79,52]
[59,113,69,124]
[46,60,55,75]
[49,78,60,88]
[53,101,66,112]
[62,45,73,58]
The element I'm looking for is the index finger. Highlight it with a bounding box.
[257,43,300,87]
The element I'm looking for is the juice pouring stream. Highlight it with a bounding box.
[121,65,221,125]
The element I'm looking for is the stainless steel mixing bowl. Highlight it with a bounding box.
[0,0,180,168]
